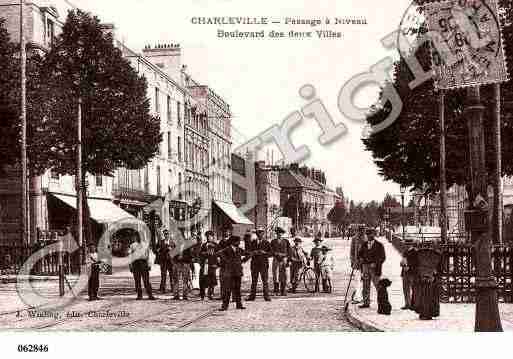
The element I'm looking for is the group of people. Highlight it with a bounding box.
[86,224,336,311]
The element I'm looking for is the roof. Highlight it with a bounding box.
[279,170,323,191]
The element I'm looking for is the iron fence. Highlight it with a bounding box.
[390,232,513,303]
[0,243,81,276]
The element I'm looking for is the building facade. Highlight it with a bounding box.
[0,1,213,249]
[279,164,325,236]
[253,161,282,232]
[185,77,244,237]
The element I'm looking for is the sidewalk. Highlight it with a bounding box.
[346,239,513,332]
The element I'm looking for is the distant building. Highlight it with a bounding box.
[253,161,282,233]
[279,164,325,236]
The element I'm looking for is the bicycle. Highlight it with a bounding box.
[298,263,317,293]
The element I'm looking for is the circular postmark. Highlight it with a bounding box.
[398,1,428,58]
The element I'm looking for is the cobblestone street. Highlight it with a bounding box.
[0,238,360,331]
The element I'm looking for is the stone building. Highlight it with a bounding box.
[279,164,325,236]
[253,161,282,232]
[0,1,211,250]
[185,77,246,238]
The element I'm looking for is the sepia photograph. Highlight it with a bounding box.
[0,0,512,357]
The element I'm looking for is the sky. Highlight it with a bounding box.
[55,0,414,203]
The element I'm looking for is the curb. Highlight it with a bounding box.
[344,303,386,332]
[1,275,60,284]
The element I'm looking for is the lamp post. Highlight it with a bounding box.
[400,185,406,241]
[20,0,28,245]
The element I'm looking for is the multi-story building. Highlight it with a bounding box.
[253,161,282,232]
[185,77,243,237]
[279,164,325,236]
[0,1,129,247]
[0,1,211,251]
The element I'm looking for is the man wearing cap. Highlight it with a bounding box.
[357,228,386,308]
[270,226,291,296]
[289,237,309,293]
[199,230,219,300]
[218,236,249,310]
[310,235,324,292]
[86,242,101,301]
[246,228,272,301]
[157,230,174,294]
[217,225,232,300]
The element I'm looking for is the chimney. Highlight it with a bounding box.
[142,43,182,82]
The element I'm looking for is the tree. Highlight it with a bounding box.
[33,10,161,177]
[363,1,513,196]
[0,18,45,174]
[327,200,347,233]
[33,10,161,245]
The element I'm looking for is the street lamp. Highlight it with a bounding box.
[400,185,407,241]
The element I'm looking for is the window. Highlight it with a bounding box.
[155,87,160,114]
[156,166,161,196]
[46,18,55,47]
[167,96,172,122]
[95,175,103,187]
[177,102,182,125]
[177,136,182,162]
[144,166,149,192]
[167,131,172,159]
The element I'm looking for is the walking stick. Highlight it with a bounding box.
[343,267,355,312]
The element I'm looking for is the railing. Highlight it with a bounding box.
[388,231,513,303]
[0,243,81,276]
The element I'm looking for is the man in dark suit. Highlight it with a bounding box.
[271,227,291,296]
[217,225,232,300]
[357,228,386,308]
[246,228,272,301]
[218,235,249,311]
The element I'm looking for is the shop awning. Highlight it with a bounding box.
[213,200,253,225]
[51,194,136,224]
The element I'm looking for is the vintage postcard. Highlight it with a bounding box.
[0,0,512,357]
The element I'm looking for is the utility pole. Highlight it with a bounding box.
[77,98,84,268]
[466,86,502,332]
[439,90,448,243]
[20,0,28,245]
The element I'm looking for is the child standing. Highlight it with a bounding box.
[319,246,334,293]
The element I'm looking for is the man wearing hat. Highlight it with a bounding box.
[218,235,249,310]
[350,225,366,303]
[310,235,324,292]
[357,228,386,308]
[289,237,309,293]
[246,227,272,301]
[270,226,291,296]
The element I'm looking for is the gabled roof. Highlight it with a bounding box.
[279,170,323,191]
